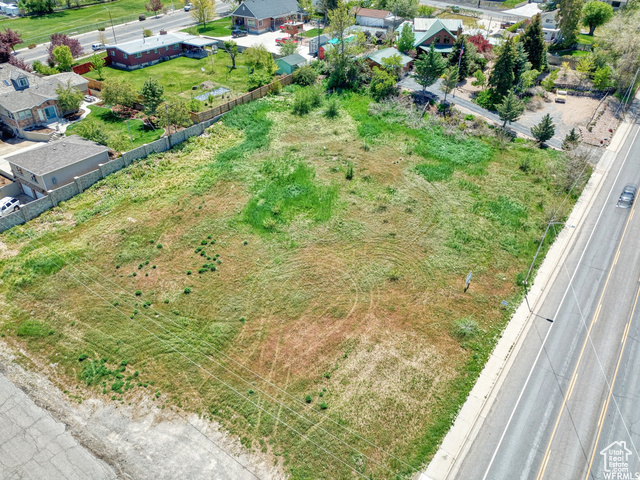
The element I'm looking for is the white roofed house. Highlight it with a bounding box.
[502,4,560,42]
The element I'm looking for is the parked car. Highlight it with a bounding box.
[83,95,95,103]
[0,197,20,217]
[184,3,192,11]
[91,43,104,51]
[555,90,567,103]
[231,28,247,38]
[275,37,298,45]
[139,14,146,21]
[617,185,637,208]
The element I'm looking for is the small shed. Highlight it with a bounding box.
[5,135,110,198]
[276,53,307,75]
[353,7,392,28]
[366,47,413,72]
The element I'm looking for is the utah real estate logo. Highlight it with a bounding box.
[600,440,638,479]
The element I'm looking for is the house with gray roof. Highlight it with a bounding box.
[365,47,413,72]
[0,64,88,140]
[106,32,217,70]
[5,135,109,198]
[231,0,305,35]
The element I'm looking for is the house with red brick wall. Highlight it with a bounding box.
[231,0,305,35]
[412,19,462,55]
[106,32,217,70]
[0,65,87,139]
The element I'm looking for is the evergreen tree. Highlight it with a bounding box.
[449,36,470,81]
[496,90,524,127]
[562,128,580,149]
[397,22,414,54]
[531,113,555,145]
[140,78,165,115]
[522,14,547,71]
[489,38,517,98]
[513,41,530,88]
[558,0,583,46]
[414,43,446,90]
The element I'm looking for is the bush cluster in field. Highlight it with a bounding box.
[78,357,149,395]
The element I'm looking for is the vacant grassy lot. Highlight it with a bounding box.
[3,0,149,47]
[66,105,163,149]
[0,89,585,479]
[84,54,252,102]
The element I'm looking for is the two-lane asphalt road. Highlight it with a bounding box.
[452,105,640,480]
[14,4,232,64]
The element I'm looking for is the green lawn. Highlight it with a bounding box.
[4,0,150,47]
[302,28,323,38]
[182,17,234,37]
[84,53,253,103]
[577,34,595,46]
[66,105,163,149]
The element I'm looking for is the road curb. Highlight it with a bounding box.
[419,116,635,480]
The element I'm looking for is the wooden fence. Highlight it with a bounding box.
[190,73,294,123]
[73,56,112,75]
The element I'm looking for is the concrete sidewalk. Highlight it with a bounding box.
[419,100,638,480]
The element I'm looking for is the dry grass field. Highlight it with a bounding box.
[0,87,587,479]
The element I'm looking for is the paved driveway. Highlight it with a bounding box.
[400,76,563,149]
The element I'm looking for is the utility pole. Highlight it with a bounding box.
[104,7,117,45]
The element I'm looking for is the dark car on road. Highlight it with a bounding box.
[232,28,247,38]
[617,184,637,208]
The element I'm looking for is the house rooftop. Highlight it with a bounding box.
[5,135,109,176]
[366,47,412,67]
[278,53,306,67]
[353,7,391,19]
[232,0,299,20]
[106,32,214,56]
[413,19,458,47]
[503,3,549,18]
[413,18,462,33]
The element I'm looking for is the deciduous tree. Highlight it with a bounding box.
[90,54,105,80]
[557,0,583,46]
[17,0,56,14]
[55,80,84,113]
[8,56,32,72]
[191,0,216,27]
[522,14,547,71]
[582,1,613,35]
[244,44,276,74]
[102,78,138,108]
[441,66,458,101]
[592,65,612,90]
[531,113,555,145]
[52,45,73,71]
[325,0,362,88]
[280,40,298,56]
[370,67,397,100]
[223,40,238,69]
[496,90,524,127]
[0,29,22,53]
[146,0,163,17]
[48,33,83,64]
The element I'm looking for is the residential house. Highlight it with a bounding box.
[276,53,307,75]
[503,4,560,42]
[412,19,461,55]
[106,32,217,70]
[5,135,110,198]
[0,64,88,140]
[231,0,305,35]
[308,33,331,55]
[365,47,413,73]
[413,18,462,35]
[354,8,392,28]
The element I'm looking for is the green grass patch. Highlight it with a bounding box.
[16,320,54,338]
[245,159,337,233]
[83,53,252,102]
[3,0,149,47]
[66,105,163,150]
[415,163,454,182]
[577,34,595,46]
[302,28,324,38]
[182,17,234,37]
